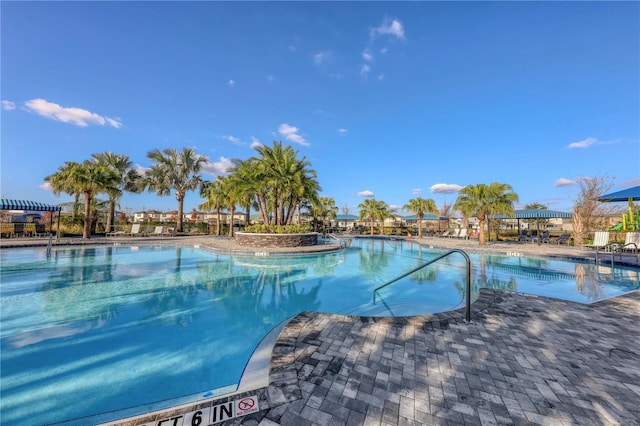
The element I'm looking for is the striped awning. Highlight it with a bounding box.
[0,199,62,212]
[491,209,572,219]
[403,214,448,221]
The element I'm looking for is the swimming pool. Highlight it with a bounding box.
[1,239,638,425]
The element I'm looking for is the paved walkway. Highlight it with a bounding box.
[3,235,639,425]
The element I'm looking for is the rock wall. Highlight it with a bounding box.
[236,232,319,247]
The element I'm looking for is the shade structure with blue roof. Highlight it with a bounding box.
[598,186,640,202]
[491,209,573,220]
[1,199,62,212]
[598,185,640,231]
[490,209,573,245]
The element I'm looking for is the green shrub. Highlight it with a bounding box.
[244,224,313,234]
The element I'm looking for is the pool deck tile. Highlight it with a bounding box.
[3,235,639,425]
[245,289,639,426]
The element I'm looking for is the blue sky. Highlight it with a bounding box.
[2,1,638,215]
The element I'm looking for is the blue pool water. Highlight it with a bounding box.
[1,239,638,425]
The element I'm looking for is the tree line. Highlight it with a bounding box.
[45,141,615,245]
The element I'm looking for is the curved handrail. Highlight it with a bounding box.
[326,233,346,249]
[373,248,472,322]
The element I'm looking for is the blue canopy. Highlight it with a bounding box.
[0,199,62,212]
[491,209,572,219]
[598,186,640,202]
[403,214,448,221]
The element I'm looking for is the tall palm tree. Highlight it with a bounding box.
[454,182,519,245]
[71,160,120,239]
[403,197,438,238]
[199,180,226,236]
[145,147,206,233]
[358,198,391,235]
[228,158,260,228]
[312,196,338,233]
[252,142,321,228]
[218,175,241,237]
[92,152,142,233]
[45,161,82,219]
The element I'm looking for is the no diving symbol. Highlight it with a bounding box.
[238,398,254,411]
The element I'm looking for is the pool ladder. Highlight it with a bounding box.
[373,249,473,322]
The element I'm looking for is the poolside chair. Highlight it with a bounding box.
[556,233,571,245]
[149,226,164,236]
[524,230,538,243]
[439,230,451,238]
[532,230,551,244]
[457,228,468,239]
[450,228,461,238]
[115,223,143,237]
[584,231,610,250]
[517,230,528,242]
[612,232,640,253]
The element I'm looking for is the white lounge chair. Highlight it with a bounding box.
[613,232,640,253]
[584,231,610,250]
[149,226,164,236]
[457,228,468,239]
[108,223,142,237]
[439,230,451,238]
[449,228,461,238]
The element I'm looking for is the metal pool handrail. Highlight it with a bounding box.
[373,248,473,322]
[326,233,346,248]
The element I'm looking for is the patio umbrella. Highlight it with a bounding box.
[598,186,640,231]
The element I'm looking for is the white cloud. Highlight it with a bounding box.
[288,44,297,52]
[358,190,375,197]
[2,100,16,110]
[568,137,597,149]
[372,18,405,39]
[360,64,371,77]
[362,50,373,62]
[202,156,233,177]
[228,80,236,87]
[266,75,275,81]
[430,183,463,194]
[313,51,331,66]
[39,182,52,191]
[278,123,309,146]
[24,98,122,128]
[568,137,620,148]
[250,137,262,150]
[337,128,348,135]
[412,188,422,195]
[554,178,577,187]
[378,74,385,81]
[222,135,242,145]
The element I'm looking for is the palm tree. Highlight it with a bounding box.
[403,197,438,238]
[145,147,207,233]
[312,196,338,233]
[251,142,321,228]
[228,158,260,228]
[45,161,82,219]
[220,175,242,237]
[92,152,142,233]
[454,182,519,245]
[72,160,120,238]
[358,198,391,235]
[199,180,226,236]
